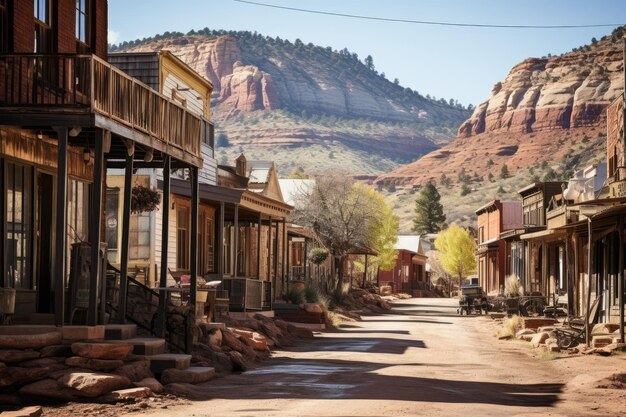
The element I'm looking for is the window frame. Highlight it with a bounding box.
[34,0,52,53]
[75,0,90,46]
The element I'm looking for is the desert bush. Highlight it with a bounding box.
[499,314,522,338]
[504,274,523,298]
[282,287,305,304]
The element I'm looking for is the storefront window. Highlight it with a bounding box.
[4,162,33,289]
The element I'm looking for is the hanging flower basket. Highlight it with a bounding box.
[131,185,161,214]
[309,248,329,265]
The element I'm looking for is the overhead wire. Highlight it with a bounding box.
[233,0,624,29]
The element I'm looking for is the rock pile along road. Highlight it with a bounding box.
[127,298,626,417]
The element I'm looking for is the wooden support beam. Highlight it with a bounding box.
[282,220,287,291]
[586,220,593,346]
[118,151,134,323]
[274,220,279,293]
[53,127,68,326]
[257,214,262,279]
[233,204,239,278]
[88,129,104,325]
[190,167,199,307]
[217,201,225,278]
[363,254,369,288]
[267,216,273,283]
[304,239,308,282]
[617,214,626,343]
[157,156,171,339]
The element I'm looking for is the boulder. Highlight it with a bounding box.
[547,343,561,353]
[303,303,323,314]
[222,330,245,352]
[0,332,62,350]
[104,387,152,401]
[211,351,233,374]
[58,371,131,398]
[591,335,613,349]
[515,329,535,339]
[112,358,153,382]
[161,367,216,385]
[0,367,48,387]
[520,334,535,342]
[0,350,40,364]
[19,378,78,402]
[18,357,66,368]
[39,345,72,358]
[134,377,163,394]
[531,332,551,347]
[65,356,124,372]
[71,342,133,360]
[592,323,621,334]
[0,393,21,405]
[0,406,43,417]
[226,351,247,372]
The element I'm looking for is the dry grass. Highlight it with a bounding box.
[498,315,522,339]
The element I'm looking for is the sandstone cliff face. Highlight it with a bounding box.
[458,39,624,137]
[124,35,280,112]
[377,32,625,187]
[121,33,468,124]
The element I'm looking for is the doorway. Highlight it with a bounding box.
[36,172,54,314]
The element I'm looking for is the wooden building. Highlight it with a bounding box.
[475,200,522,295]
[378,235,429,296]
[0,0,209,338]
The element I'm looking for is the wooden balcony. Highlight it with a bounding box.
[0,54,210,167]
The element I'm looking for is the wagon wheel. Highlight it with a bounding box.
[556,331,576,349]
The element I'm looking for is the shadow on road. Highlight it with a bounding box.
[190,356,563,408]
[289,336,426,354]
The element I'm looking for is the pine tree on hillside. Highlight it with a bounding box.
[412,181,446,234]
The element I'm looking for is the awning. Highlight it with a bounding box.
[520,228,566,241]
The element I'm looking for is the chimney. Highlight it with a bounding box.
[235,154,247,177]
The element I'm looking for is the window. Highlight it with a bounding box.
[66,179,90,282]
[198,206,214,274]
[34,0,51,52]
[129,212,150,260]
[75,0,89,44]
[0,0,8,52]
[4,162,33,289]
[176,201,190,270]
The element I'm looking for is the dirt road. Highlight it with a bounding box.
[128,298,626,417]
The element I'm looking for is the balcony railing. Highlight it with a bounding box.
[0,54,211,162]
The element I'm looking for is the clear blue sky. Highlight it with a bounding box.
[108,0,626,106]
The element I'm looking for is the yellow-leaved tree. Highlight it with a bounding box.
[434,224,476,288]
[354,184,399,273]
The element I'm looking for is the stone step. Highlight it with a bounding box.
[161,366,216,384]
[104,324,138,340]
[108,337,166,356]
[61,325,105,341]
[148,353,191,374]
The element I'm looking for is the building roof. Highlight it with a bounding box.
[395,235,422,253]
[278,179,315,206]
[248,161,273,184]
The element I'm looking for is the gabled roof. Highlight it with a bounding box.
[395,235,425,256]
[278,179,315,207]
[248,161,273,184]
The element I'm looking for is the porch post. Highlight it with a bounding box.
[282,220,287,289]
[303,239,308,282]
[586,219,593,346]
[363,254,369,288]
[87,130,105,326]
[190,166,199,307]
[118,148,134,323]
[217,201,225,277]
[233,204,239,278]
[619,214,624,343]
[157,155,171,339]
[256,214,262,279]
[53,127,69,326]
[274,220,279,292]
[265,217,271,282]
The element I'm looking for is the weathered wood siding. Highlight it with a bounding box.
[108,53,160,91]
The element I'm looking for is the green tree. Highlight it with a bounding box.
[458,168,470,184]
[440,173,452,188]
[460,184,471,196]
[412,182,446,234]
[364,55,375,71]
[500,164,510,179]
[434,224,476,288]
[486,159,494,167]
[216,133,230,148]
[354,184,399,272]
[487,172,494,182]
